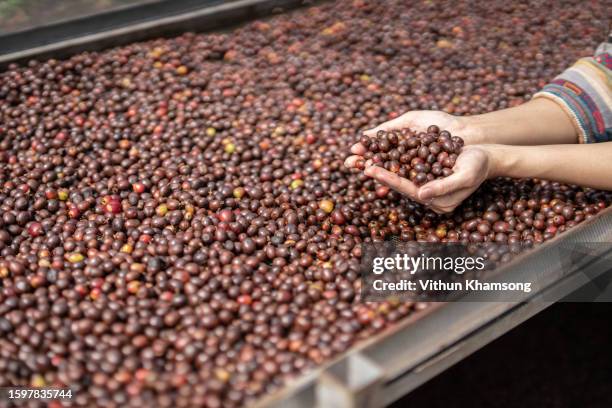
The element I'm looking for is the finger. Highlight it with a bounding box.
[430,206,451,215]
[428,201,456,214]
[344,155,363,168]
[363,114,413,137]
[417,171,471,201]
[428,186,473,213]
[364,166,420,199]
[350,143,367,155]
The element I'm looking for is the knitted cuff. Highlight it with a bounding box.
[533,54,612,144]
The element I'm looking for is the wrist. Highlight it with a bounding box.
[460,115,489,145]
[480,144,511,179]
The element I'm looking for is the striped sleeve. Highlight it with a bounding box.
[533,52,611,143]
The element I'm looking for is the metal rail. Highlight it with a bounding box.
[1,1,611,406]
[0,0,310,68]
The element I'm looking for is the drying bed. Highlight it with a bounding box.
[0,0,611,407]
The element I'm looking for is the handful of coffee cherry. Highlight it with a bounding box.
[356,125,464,186]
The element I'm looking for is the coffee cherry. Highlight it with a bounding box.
[103,197,122,214]
[27,222,43,237]
[375,186,390,198]
[66,253,85,263]
[156,204,168,216]
[319,200,335,213]
[132,182,146,193]
[57,190,69,201]
[218,209,234,222]
[331,210,346,225]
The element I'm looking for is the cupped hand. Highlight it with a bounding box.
[346,146,493,214]
[344,110,492,212]
[414,146,492,213]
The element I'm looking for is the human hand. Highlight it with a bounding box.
[345,145,494,213]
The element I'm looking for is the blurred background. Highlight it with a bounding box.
[0,0,164,34]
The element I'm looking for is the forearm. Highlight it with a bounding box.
[484,143,612,190]
[465,98,579,145]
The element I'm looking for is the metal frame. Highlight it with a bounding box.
[0,0,221,53]
[1,1,611,406]
[0,0,309,68]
